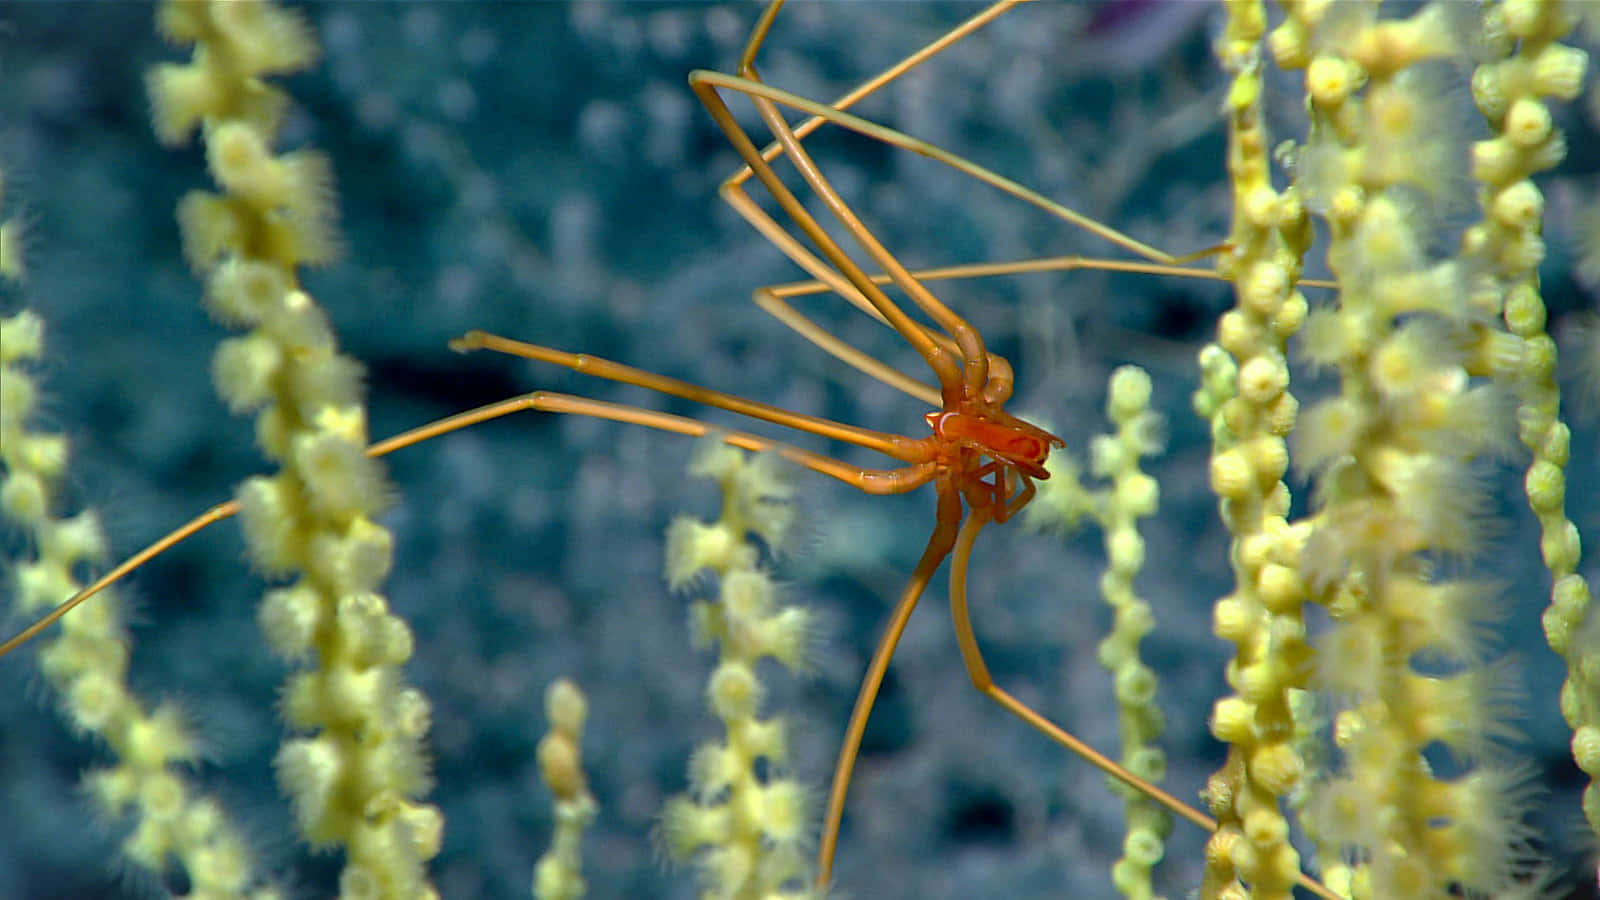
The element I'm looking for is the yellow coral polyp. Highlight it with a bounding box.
[213,333,283,413]
[1307,55,1361,106]
[0,469,48,526]
[307,515,395,595]
[207,0,318,74]
[205,256,290,326]
[1347,3,1463,75]
[1213,595,1256,646]
[146,63,218,146]
[276,735,345,837]
[293,429,383,520]
[1209,447,1254,500]
[1530,43,1589,100]
[708,660,761,722]
[1504,96,1553,147]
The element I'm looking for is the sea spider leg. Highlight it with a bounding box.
[444,329,947,496]
[747,256,1347,407]
[725,0,1025,193]
[0,359,942,660]
[689,58,1235,420]
[697,68,1194,269]
[713,0,1020,376]
[690,78,967,404]
[448,332,924,468]
[946,510,1342,900]
[750,257,1236,406]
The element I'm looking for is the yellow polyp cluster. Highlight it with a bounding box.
[1464,0,1598,847]
[533,679,598,900]
[145,1,443,895]
[1197,4,1328,896]
[1205,0,1585,894]
[1236,1,1597,896]
[1344,2,1470,77]
[1030,366,1171,900]
[3,154,280,896]
[659,440,816,900]
[146,0,314,147]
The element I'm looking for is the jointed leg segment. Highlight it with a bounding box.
[448,333,948,498]
[691,73,968,399]
[0,367,941,660]
[450,330,918,463]
[750,255,1241,407]
[942,511,1340,900]
[816,484,965,888]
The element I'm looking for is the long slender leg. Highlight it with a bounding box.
[749,256,1332,407]
[698,55,1221,411]
[717,181,954,359]
[0,392,596,657]
[753,282,943,408]
[691,70,1190,267]
[696,56,995,400]
[0,383,944,659]
[378,389,937,496]
[690,72,966,402]
[520,393,939,496]
[748,254,1246,408]
[943,512,1342,900]
[723,0,1027,377]
[772,256,1235,300]
[702,4,1272,406]
[944,511,1210,830]
[817,482,964,890]
[713,73,1297,410]
[451,330,923,463]
[0,501,238,657]
[725,0,1022,196]
[709,15,1311,408]
[747,91,995,402]
[704,4,1236,405]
